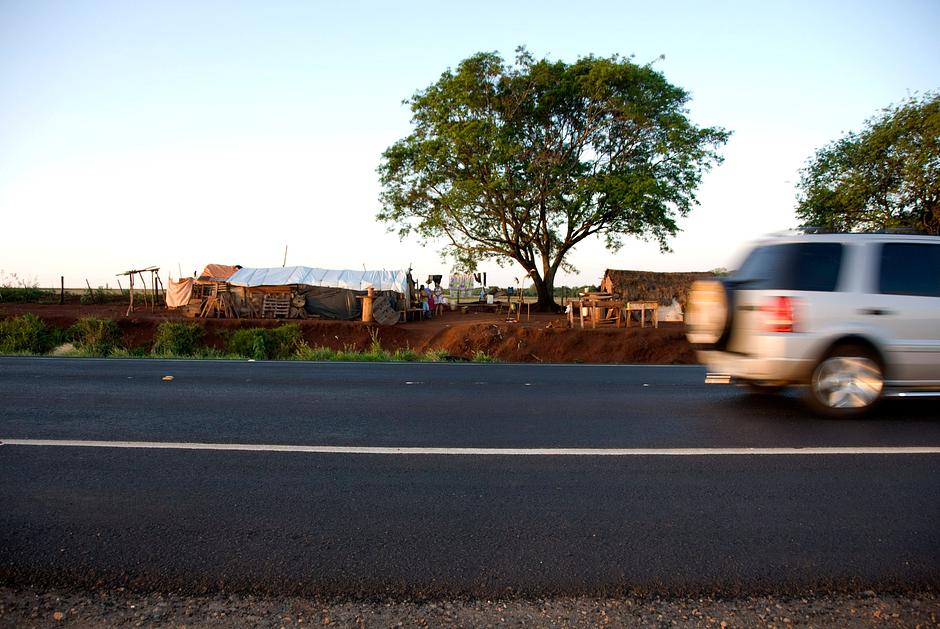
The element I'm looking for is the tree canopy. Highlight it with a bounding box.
[377,49,729,309]
[796,93,940,235]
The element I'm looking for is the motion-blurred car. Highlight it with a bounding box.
[686,232,940,416]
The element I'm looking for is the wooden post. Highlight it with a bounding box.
[126,273,134,316]
[153,271,164,310]
[360,286,375,323]
[137,271,148,311]
[60,276,64,305]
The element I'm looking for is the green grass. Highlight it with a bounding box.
[68,318,122,356]
[111,347,242,360]
[0,271,57,303]
[292,342,482,363]
[294,344,342,361]
[421,347,451,362]
[1,315,497,363]
[471,350,498,363]
[391,347,420,362]
[0,286,58,303]
[295,342,395,362]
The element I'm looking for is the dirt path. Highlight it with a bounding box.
[2,586,936,628]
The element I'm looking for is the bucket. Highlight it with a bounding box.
[486,294,494,304]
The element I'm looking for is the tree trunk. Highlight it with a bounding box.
[531,270,561,312]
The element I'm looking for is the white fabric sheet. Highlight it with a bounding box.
[226,266,409,293]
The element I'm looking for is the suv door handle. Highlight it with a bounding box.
[858,308,895,316]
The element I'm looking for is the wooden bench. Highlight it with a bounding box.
[401,307,426,322]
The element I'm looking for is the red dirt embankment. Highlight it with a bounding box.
[0,301,695,364]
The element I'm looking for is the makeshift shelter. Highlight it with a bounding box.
[166,264,240,314]
[226,266,410,321]
[600,269,712,311]
[198,264,240,282]
[166,278,194,309]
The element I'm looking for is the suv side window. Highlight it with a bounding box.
[879,243,940,297]
[734,242,843,291]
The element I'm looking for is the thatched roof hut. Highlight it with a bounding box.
[600,269,713,309]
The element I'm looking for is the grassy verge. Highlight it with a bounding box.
[0,314,61,353]
[0,317,497,363]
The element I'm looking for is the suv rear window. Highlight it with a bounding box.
[733,242,843,291]
[879,243,940,297]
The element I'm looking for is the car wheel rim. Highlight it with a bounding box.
[813,357,883,409]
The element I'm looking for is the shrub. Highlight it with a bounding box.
[0,286,55,303]
[471,350,498,363]
[69,318,122,356]
[229,324,302,360]
[0,271,55,303]
[361,329,390,361]
[80,286,109,305]
[0,314,52,354]
[152,322,205,356]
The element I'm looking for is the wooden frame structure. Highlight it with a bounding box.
[568,294,659,329]
[117,267,164,316]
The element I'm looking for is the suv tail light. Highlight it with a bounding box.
[762,296,796,333]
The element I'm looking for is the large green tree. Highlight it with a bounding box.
[377,49,729,310]
[796,93,940,234]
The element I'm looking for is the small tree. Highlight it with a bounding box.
[378,49,729,310]
[796,93,940,234]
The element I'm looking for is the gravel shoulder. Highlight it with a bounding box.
[2,587,937,628]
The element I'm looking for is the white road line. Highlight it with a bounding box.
[1,439,939,456]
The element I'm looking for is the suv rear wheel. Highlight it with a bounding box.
[806,344,884,417]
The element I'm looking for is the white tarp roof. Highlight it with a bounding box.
[227,266,410,293]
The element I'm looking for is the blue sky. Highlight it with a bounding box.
[1,0,938,289]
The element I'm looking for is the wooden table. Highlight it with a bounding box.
[464,302,505,314]
[569,299,659,329]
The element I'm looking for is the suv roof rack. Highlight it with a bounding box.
[779,226,936,236]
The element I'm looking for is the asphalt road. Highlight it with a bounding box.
[1,357,938,597]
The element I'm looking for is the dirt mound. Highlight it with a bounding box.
[417,321,693,363]
[0,301,695,364]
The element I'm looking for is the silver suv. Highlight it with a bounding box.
[686,232,940,416]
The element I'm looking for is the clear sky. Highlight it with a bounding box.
[1,0,938,290]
